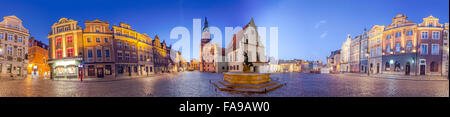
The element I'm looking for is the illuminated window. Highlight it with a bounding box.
[67,36,72,43]
[421,44,428,55]
[421,32,428,39]
[67,48,73,57]
[432,32,440,39]
[56,50,62,59]
[105,65,112,75]
[56,38,62,47]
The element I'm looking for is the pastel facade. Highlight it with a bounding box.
[340,35,351,72]
[0,16,30,78]
[368,25,385,74]
[349,34,361,73]
[48,18,172,79]
[48,18,83,79]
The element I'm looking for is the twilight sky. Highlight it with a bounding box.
[1,0,449,62]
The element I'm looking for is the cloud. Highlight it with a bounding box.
[320,31,328,39]
[315,20,327,29]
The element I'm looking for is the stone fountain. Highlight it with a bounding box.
[214,52,283,93]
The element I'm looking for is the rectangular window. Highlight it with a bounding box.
[7,46,12,56]
[56,38,62,47]
[406,41,413,50]
[377,48,381,56]
[396,32,401,38]
[67,36,72,43]
[432,32,440,39]
[431,44,439,55]
[407,31,413,36]
[395,43,401,52]
[421,32,428,39]
[17,48,22,57]
[87,38,92,43]
[8,34,13,40]
[387,35,391,39]
[105,65,112,75]
[386,45,391,53]
[7,64,12,73]
[104,38,108,43]
[105,49,110,57]
[96,38,100,43]
[88,50,93,58]
[97,49,102,57]
[56,50,62,59]
[67,48,73,57]
[125,43,129,49]
[421,44,428,55]
[0,33,4,39]
[18,37,23,42]
[377,38,380,44]
[117,42,122,48]
[132,45,135,50]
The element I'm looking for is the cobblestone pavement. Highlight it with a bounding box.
[0,72,448,97]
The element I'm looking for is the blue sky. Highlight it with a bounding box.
[1,0,449,62]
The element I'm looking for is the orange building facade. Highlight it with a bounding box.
[27,37,50,78]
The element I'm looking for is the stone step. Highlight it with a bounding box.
[218,80,278,89]
[213,81,283,93]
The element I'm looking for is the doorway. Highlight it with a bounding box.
[405,62,410,75]
[97,68,104,78]
[128,67,132,76]
[376,63,380,73]
[420,65,426,75]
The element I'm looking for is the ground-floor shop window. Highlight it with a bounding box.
[105,65,112,75]
[385,62,390,71]
[88,65,95,76]
[6,64,11,73]
[134,66,138,73]
[67,65,77,76]
[55,66,64,76]
[117,66,124,74]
